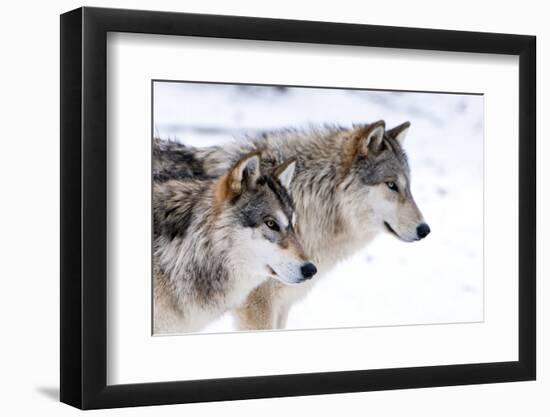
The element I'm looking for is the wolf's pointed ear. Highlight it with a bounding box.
[354,120,385,155]
[216,153,261,203]
[386,121,410,145]
[273,158,296,190]
[228,153,261,194]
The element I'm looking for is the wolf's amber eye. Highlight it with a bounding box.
[386,181,398,192]
[265,219,280,232]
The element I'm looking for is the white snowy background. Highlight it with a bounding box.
[153,81,484,333]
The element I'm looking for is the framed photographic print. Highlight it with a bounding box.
[60,6,536,409]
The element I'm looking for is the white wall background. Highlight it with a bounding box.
[0,0,545,415]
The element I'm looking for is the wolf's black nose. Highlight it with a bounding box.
[417,223,431,239]
[301,263,317,280]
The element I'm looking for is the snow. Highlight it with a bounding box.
[153,81,484,332]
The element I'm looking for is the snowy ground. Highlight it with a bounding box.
[153,81,484,332]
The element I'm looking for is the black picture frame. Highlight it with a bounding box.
[60,6,536,410]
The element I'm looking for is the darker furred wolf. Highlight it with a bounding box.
[153,153,317,334]
[154,120,430,330]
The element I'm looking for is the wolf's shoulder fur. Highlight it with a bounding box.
[153,178,209,239]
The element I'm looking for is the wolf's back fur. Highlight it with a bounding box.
[153,138,208,182]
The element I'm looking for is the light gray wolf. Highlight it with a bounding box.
[153,152,317,334]
[153,120,430,330]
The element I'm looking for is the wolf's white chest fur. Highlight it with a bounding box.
[155,268,266,334]
[275,215,381,307]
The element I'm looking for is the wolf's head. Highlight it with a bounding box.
[340,120,430,243]
[217,153,317,284]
